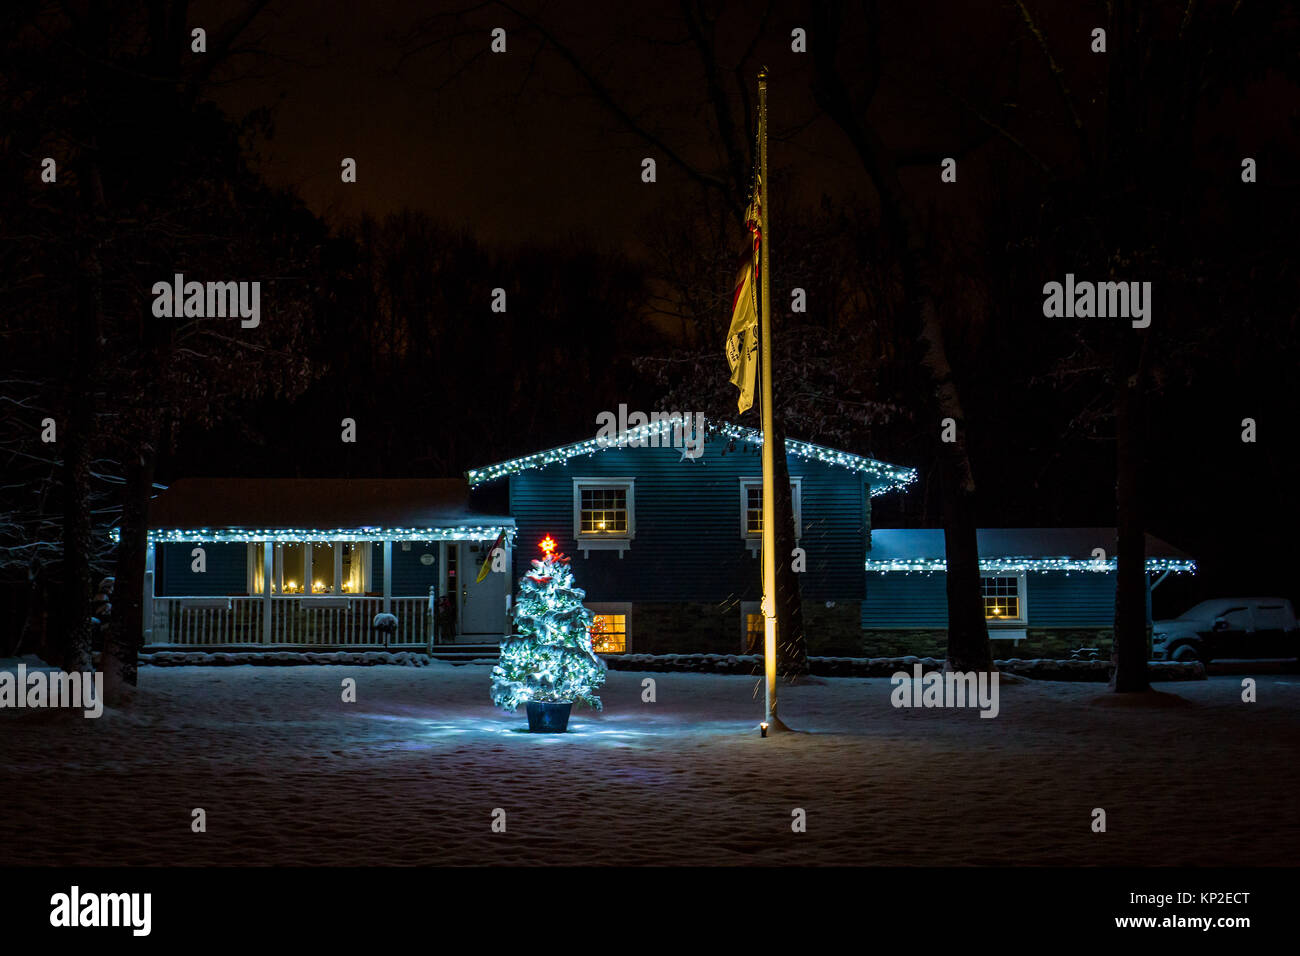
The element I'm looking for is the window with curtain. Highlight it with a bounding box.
[249,541,371,594]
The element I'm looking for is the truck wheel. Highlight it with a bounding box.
[1171,643,1202,663]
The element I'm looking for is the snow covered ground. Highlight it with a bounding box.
[2,659,1297,866]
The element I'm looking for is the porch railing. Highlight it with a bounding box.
[147,594,434,648]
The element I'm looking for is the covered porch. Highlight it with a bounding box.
[140,478,515,650]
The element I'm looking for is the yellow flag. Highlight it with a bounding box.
[725,260,759,413]
[726,188,762,413]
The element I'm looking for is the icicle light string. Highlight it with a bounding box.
[467,417,916,494]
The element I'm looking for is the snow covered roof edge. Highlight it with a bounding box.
[866,528,1196,573]
[464,416,916,493]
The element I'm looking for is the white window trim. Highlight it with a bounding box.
[586,602,632,654]
[982,571,1029,626]
[739,477,801,556]
[573,478,636,557]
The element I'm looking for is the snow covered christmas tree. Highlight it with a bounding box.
[490,536,607,713]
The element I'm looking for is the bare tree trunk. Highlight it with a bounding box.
[102,446,156,700]
[12,557,47,658]
[943,466,993,672]
[60,391,95,673]
[60,162,106,673]
[1111,342,1150,691]
[1105,0,1151,693]
[908,254,992,674]
[810,14,991,672]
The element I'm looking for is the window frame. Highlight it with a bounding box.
[980,572,1029,625]
[739,477,801,556]
[586,602,632,654]
[572,478,636,557]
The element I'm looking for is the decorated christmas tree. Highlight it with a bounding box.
[490,536,607,712]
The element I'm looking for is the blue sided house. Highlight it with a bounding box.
[137,417,1195,657]
[465,417,916,655]
[142,478,516,649]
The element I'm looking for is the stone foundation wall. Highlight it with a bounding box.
[630,600,865,656]
[625,607,1118,659]
[803,602,866,656]
[630,602,742,656]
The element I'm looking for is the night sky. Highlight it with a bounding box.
[205,1,1045,246]
[207,2,1281,247]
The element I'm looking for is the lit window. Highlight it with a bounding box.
[746,612,763,653]
[580,488,627,534]
[740,601,765,653]
[589,614,626,654]
[981,575,1024,621]
[573,479,635,555]
[739,479,801,553]
[311,542,335,593]
[281,544,306,593]
[249,541,371,595]
[746,486,763,535]
[587,603,631,653]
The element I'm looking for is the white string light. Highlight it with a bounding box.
[114,526,517,545]
[865,556,1196,574]
[466,417,917,493]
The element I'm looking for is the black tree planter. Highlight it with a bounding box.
[525,700,573,733]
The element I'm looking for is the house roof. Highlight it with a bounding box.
[465,417,916,494]
[142,478,515,543]
[866,528,1195,573]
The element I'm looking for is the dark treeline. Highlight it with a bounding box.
[2,1,1298,689]
[169,212,663,483]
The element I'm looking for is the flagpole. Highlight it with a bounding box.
[757,67,778,729]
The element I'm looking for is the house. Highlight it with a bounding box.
[137,424,1196,659]
[465,417,915,654]
[861,528,1196,658]
[141,478,515,648]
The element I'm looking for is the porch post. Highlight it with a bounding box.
[261,540,273,644]
[504,536,513,639]
[434,582,444,658]
[143,540,156,644]
[333,542,343,594]
[303,543,313,594]
[382,539,393,613]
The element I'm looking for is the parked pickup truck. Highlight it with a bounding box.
[1152,597,1298,663]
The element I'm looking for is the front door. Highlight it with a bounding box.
[456,540,508,640]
